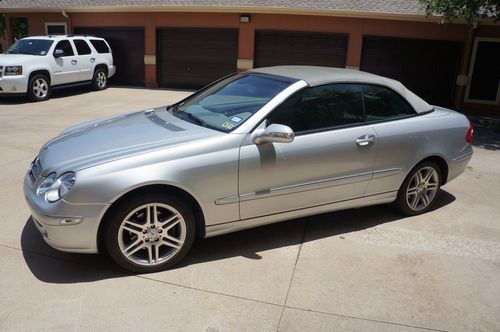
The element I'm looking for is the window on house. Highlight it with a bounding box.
[45,22,67,35]
[466,38,500,105]
[10,17,28,43]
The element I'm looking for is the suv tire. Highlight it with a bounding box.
[27,74,51,102]
[92,67,108,91]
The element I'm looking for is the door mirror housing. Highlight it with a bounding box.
[53,49,64,58]
[253,124,295,144]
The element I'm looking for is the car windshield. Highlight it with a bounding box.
[5,39,54,56]
[174,74,292,132]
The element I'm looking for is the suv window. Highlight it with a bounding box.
[53,40,74,57]
[89,39,110,53]
[362,85,415,122]
[267,83,364,133]
[73,39,92,55]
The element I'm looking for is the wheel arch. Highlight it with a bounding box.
[96,183,206,253]
[410,154,449,185]
[94,63,108,76]
[29,69,52,84]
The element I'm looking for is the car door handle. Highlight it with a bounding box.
[71,59,77,65]
[356,135,376,146]
[90,58,95,63]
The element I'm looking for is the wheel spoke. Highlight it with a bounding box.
[152,204,159,224]
[407,187,418,196]
[421,192,430,206]
[161,235,183,249]
[160,213,181,231]
[122,220,143,235]
[409,195,419,209]
[124,239,145,257]
[422,168,433,183]
[147,245,153,264]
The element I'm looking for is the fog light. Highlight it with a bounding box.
[60,217,83,225]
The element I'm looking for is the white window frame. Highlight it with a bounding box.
[464,37,500,105]
[44,22,68,35]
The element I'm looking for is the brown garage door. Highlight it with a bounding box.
[74,27,145,86]
[360,36,462,107]
[157,28,238,89]
[255,30,348,68]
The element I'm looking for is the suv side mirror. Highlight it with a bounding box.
[253,124,295,144]
[53,49,64,58]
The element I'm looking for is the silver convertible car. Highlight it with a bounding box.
[24,66,473,272]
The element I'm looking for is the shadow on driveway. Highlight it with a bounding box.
[21,190,456,284]
[0,85,97,105]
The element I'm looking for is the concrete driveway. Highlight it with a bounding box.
[1,87,499,331]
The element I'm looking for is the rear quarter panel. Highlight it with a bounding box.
[365,107,471,195]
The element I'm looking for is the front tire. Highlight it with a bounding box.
[27,74,51,102]
[395,161,441,216]
[104,192,196,273]
[92,67,108,91]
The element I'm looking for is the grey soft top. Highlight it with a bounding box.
[250,66,433,113]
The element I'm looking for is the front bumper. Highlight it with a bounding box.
[0,74,28,94]
[23,172,109,253]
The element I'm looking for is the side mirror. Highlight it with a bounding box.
[53,49,64,58]
[253,124,295,144]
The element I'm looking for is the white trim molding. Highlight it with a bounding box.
[464,37,500,105]
[44,22,68,35]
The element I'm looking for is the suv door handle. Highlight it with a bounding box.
[90,58,95,63]
[356,135,376,146]
[71,59,77,65]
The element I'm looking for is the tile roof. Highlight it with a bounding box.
[0,0,425,16]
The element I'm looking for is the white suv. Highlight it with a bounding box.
[0,35,116,101]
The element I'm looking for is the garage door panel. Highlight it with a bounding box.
[255,30,348,68]
[361,36,461,107]
[74,27,145,86]
[157,28,238,89]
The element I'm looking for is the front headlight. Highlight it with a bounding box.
[4,66,23,76]
[37,172,76,203]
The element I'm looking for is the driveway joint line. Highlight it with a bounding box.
[276,220,308,331]
[1,243,449,331]
[283,305,448,332]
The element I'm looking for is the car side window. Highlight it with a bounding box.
[73,39,92,55]
[362,85,416,122]
[53,40,74,57]
[89,39,110,54]
[267,83,364,134]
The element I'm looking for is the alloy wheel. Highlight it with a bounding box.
[117,203,187,266]
[406,166,439,211]
[96,71,107,88]
[32,78,49,99]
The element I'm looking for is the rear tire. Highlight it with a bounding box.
[27,74,51,102]
[394,161,441,216]
[104,192,196,273]
[92,67,108,91]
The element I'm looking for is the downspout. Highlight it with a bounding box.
[61,9,72,34]
[454,21,477,111]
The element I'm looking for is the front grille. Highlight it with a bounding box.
[29,157,43,184]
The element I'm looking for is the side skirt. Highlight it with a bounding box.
[205,191,397,238]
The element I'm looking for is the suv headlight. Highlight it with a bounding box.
[4,66,23,76]
[37,172,76,203]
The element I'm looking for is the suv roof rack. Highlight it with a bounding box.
[65,34,96,38]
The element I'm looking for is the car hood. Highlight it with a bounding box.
[38,107,224,175]
[0,53,44,65]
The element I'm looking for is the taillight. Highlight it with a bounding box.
[466,122,474,144]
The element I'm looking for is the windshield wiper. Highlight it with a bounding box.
[181,111,207,127]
